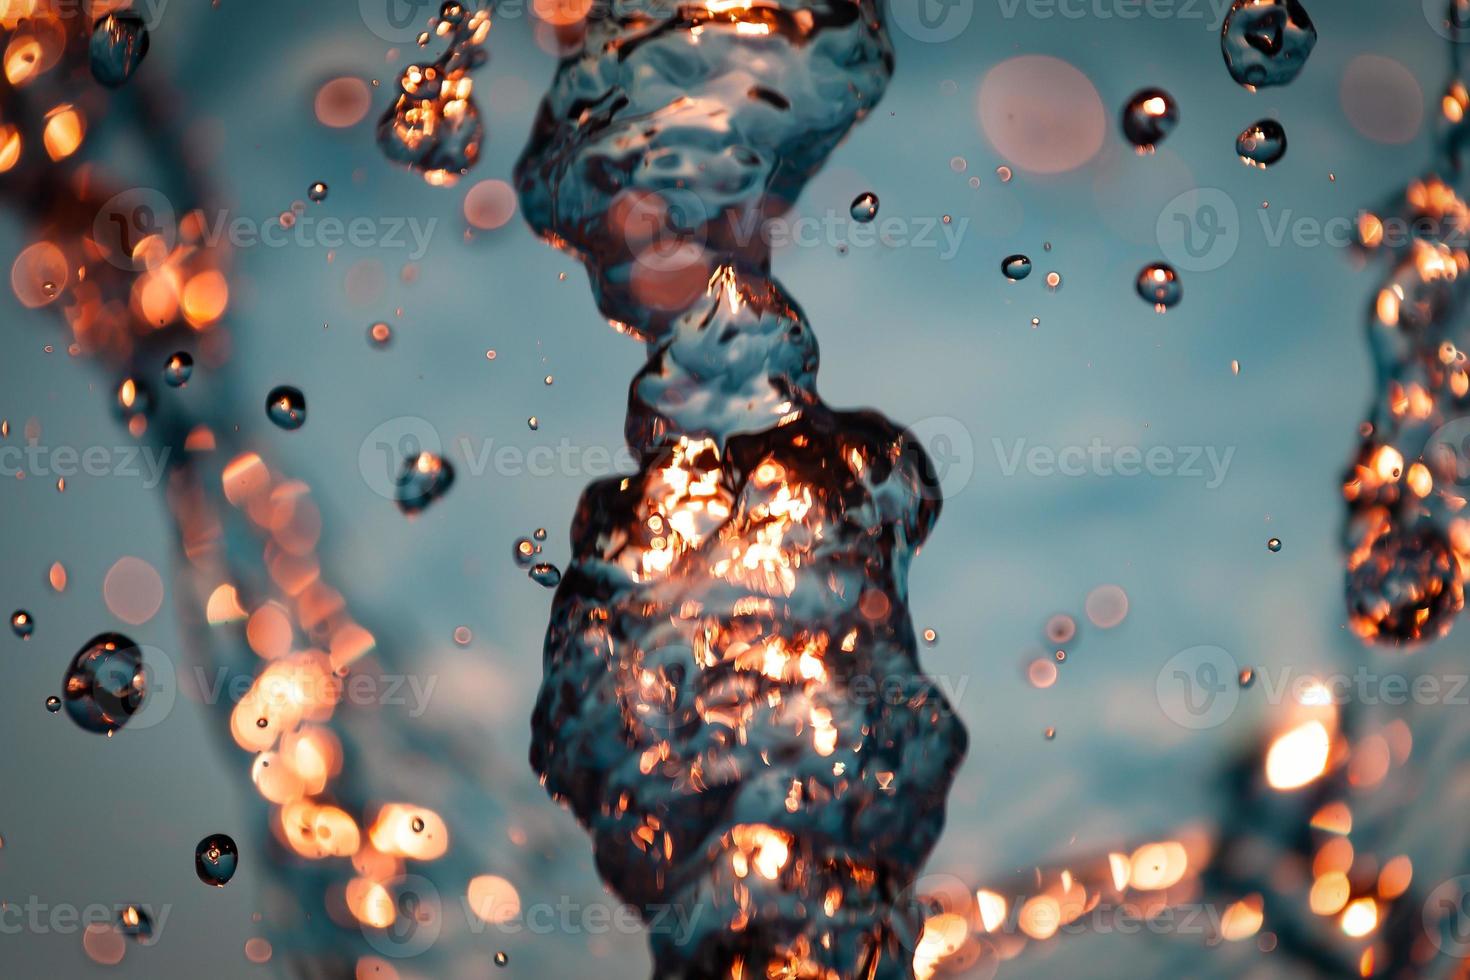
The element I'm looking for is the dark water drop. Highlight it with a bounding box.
[1001,254,1032,281]
[11,610,33,638]
[512,537,536,567]
[115,377,153,422]
[849,192,878,223]
[1268,537,1282,552]
[195,834,239,887]
[533,527,547,541]
[1120,88,1178,151]
[1237,119,1287,167]
[494,952,508,967]
[117,905,153,943]
[45,695,60,713]
[528,563,561,587]
[395,452,455,514]
[1136,263,1182,312]
[163,351,193,388]
[62,633,145,734]
[265,386,306,430]
[308,181,328,203]
[89,11,149,88]
[1221,0,1316,90]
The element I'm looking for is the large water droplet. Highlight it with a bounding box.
[529,563,562,587]
[163,351,193,388]
[1221,0,1316,90]
[61,633,145,734]
[195,834,239,887]
[1236,119,1287,168]
[89,11,149,88]
[11,610,34,638]
[1001,254,1032,281]
[265,386,307,430]
[1120,88,1178,151]
[395,451,455,514]
[1136,263,1182,312]
[849,192,878,223]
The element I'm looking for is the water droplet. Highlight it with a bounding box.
[533,528,547,541]
[544,375,554,385]
[1268,537,1282,552]
[1221,0,1316,90]
[195,834,239,887]
[495,952,509,967]
[1120,88,1179,151]
[922,628,938,645]
[89,11,149,88]
[1001,254,1032,281]
[11,610,33,638]
[849,192,879,223]
[1238,667,1256,688]
[529,563,562,587]
[1044,614,1076,644]
[265,386,307,430]
[528,416,539,430]
[513,537,537,567]
[1044,271,1062,291]
[1030,317,1040,328]
[1231,359,1241,375]
[115,377,153,422]
[368,322,393,348]
[1044,726,1056,740]
[164,351,193,387]
[1054,649,1067,662]
[1236,119,1288,168]
[1136,263,1182,312]
[411,816,426,832]
[117,906,153,943]
[61,633,145,735]
[996,166,1012,182]
[395,452,455,514]
[45,695,60,713]
[453,626,473,645]
[308,181,328,203]
[485,349,497,360]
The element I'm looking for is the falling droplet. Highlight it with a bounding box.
[308,181,328,202]
[533,528,547,541]
[1120,88,1179,151]
[11,610,34,638]
[495,952,509,967]
[922,628,938,645]
[1136,263,1182,312]
[1001,254,1032,282]
[529,563,562,588]
[45,695,61,713]
[1268,537,1282,552]
[368,322,393,348]
[395,451,455,514]
[116,906,153,944]
[453,626,473,645]
[1221,0,1317,90]
[115,377,153,422]
[1044,727,1056,740]
[1044,271,1062,291]
[1231,359,1241,375]
[528,416,539,431]
[1030,317,1040,328]
[163,351,193,388]
[61,633,146,735]
[265,386,306,430]
[849,192,878,223]
[89,11,149,88]
[1238,667,1256,688]
[513,537,537,567]
[996,166,1012,182]
[1054,649,1067,662]
[195,834,239,887]
[411,816,426,832]
[1236,119,1288,168]
[544,375,554,385]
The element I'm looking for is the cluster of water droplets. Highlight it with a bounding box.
[513,0,967,974]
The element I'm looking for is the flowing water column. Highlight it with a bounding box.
[515,0,968,976]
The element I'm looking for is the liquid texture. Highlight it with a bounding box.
[514,1,967,975]
[1220,0,1316,90]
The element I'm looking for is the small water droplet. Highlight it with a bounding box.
[453,626,472,645]
[1236,119,1287,168]
[1267,537,1282,552]
[1044,726,1056,740]
[117,905,153,943]
[61,633,146,734]
[89,11,149,88]
[1030,317,1040,328]
[308,181,328,203]
[1231,359,1241,375]
[265,386,307,430]
[529,563,561,587]
[513,537,537,567]
[45,695,61,713]
[527,416,539,430]
[11,610,34,638]
[1136,263,1182,312]
[164,351,193,387]
[533,528,547,541]
[396,452,455,514]
[368,322,393,348]
[1238,667,1256,688]
[411,816,426,833]
[1044,271,1062,291]
[1045,614,1076,644]
[1054,649,1067,663]
[849,192,879,223]
[195,834,239,887]
[1001,254,1032,281]
[996,166,1013,182]
[1221,0,1316,90]
[1121,88,1179,151]
[922,628,938,645]
[115,377,153,422]
[495,952,509,967]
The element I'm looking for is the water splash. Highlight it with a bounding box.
[515,1,966,974]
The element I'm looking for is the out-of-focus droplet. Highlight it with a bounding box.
[529,563,561,587]
[1001,254,1032,281]
[495,952,509,967]
[395,451,455,514]
[368,322,393,348]
[1136,263,1181,312]
[1044,726,1056,740]
[195,834,239,887]
[1268,537,1282,552]
[1238,667,1256,688]
[1030,317,1040,328]
[1237,119,1288,168]
[849,192,878,223]
[1044,271,1062,290]
[1221,0,1316,90]
[164,351,193,388]
[453,626,472,645]
[48,562,67,592]
[1231,359,1241,375]
[116,905,153,943]
[513,537,536,567]
[115,377,153,422]
[996,166,1012,182]
[266,386,307,430]
[308,181,328,203]
[527,416,539,430]
[1045,614,1075,644]
[922,628,938,645]
[11,610,33,638]
[89,11,149,88]
[45,695,61,713]
[1121,88,1178,151]
[315,76,372,128]
[61,633,145,734]
[1085,584,1129,628]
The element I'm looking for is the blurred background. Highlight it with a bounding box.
[2,0,1467,976]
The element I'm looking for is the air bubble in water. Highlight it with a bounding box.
[61,633,145,734]
[195,834,239,887]
[1120,88,1179,151]
[529,563,561,587]
[1237,119,1287,167]
[395,451,455,514]
[163,351,193,388]
[308,182,328,203]
[1001,254,1032,281]
[117,906,153,943]
[89,11,149,88]
[265,386,306,430]
[1136,263,1181,312]
[1221,0,1316,90]
[513,537,536,567]
[849,192,878,223]
[11,610,33,638]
